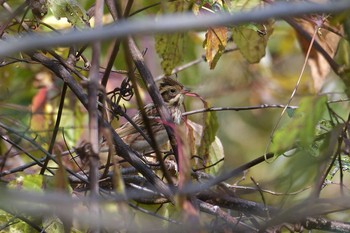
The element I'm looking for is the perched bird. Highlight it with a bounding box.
[74,77,186,174]
[114,77,187,153]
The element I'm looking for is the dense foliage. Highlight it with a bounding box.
[1,0,350,232]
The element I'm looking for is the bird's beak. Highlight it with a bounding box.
[181,87,191,94]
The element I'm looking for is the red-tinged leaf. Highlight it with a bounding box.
[203,26,227,69]
[31,87,47,113]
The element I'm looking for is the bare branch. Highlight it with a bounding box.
[183,104,298,116]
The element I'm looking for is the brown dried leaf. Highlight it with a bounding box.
[203,26,227,69]
[295,18,343,92]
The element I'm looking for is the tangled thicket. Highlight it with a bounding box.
[1,0,350,232]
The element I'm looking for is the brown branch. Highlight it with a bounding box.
[0,122,88,183]
[183,104,298,116]
[30,52,173,201]
[181,153,275,195]
[88,2,104,232]
[303,217,350,233]
[127,37,180,165]
[199,200,258,232]
[39,83,67,175]
[197,191,278,218]
[122,40,174,186]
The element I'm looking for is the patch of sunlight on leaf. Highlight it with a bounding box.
[47,0,89,28]
[232,21,274,63]
[271,96,327,154]
[42,15,71,29]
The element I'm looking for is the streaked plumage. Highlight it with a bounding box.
[116,77,186,153]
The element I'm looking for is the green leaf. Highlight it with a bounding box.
[271,96,327,154]
[43,216,65,233]
[334,38,350,95]
[232,21,274,63]
[207,136,224,174]
[47,0,89,28]
[299,96,327,146]
[155,33,184,76]
[286,108,295,118]
[198,103,219,163]
[8,174,44,192]
[230,0,261,10]
[155,1,190,75]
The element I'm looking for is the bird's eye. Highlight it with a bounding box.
[170,88,176,93]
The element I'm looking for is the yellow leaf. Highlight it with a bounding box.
[203,27,227,69]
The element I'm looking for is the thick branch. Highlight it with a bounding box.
[127,37,179,164]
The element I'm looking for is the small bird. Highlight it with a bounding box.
[115,77,188,153]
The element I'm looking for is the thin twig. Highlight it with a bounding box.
[40,83,67,175]
[180,153,275,195]
[126,37,177,184]
[183,104,298,116]
[264,20,319,155]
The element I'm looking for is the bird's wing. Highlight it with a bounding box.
[116,103,159,138]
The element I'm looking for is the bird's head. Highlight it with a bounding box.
[159,77,189,107]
